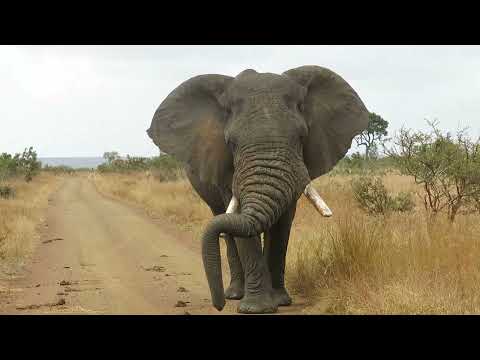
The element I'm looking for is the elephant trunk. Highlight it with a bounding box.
[201,141,310,310]
[201,213,258,310]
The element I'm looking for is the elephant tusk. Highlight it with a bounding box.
[226,196,239,214]
[220,196,239,239]
[303,183,333,217]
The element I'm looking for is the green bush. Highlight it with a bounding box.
[0,152,19,180]
[351,176,415,215]
[390,191,416,213]
[352,176,390,215]
[0,147,41,182]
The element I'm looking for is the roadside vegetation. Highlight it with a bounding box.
[0,148,62,272]
[90,117,480,314]
[0,147,42,184]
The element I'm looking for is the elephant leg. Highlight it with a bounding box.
[235,235,277,314]
[263,202,297,306]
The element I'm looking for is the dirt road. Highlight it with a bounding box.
[0,177,309,314]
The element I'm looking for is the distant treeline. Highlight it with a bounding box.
[97,153,184,181]
[329,153,397,176]
[42,164,79,174]
[97,150,396,175]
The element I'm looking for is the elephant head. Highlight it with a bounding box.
[147,66,369,310]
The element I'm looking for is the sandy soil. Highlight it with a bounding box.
[0,177,309,315]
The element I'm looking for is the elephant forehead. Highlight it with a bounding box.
[230,73,296,95]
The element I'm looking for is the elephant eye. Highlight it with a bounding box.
[226,137,237,152]
[297,102,304,113]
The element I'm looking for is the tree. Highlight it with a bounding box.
[19,147,41,182]
[388,120,480,222]
[354,112,389,159]
[103,151,120,164]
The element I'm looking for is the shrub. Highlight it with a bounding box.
[0,147,41,182]
[390,191,416,212]
[352,176,390,215]
[351,176,415,215]
[0,152,20,180]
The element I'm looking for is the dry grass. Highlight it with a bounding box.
[0,173,61,274]
[93,171,480,314]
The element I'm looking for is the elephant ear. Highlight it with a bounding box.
[283,65,369,179]
[147,74,234,186]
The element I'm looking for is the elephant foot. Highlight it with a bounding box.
[225,280,245,300]
[237,293,278,314]
[271,287,292,306]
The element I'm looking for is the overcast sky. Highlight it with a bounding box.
[1,45,479,157]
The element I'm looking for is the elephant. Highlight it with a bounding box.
[147,65,369,314]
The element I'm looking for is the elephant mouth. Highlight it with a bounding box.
[226,183,332,217]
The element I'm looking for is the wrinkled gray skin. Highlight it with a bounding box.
[147,66,369,313]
